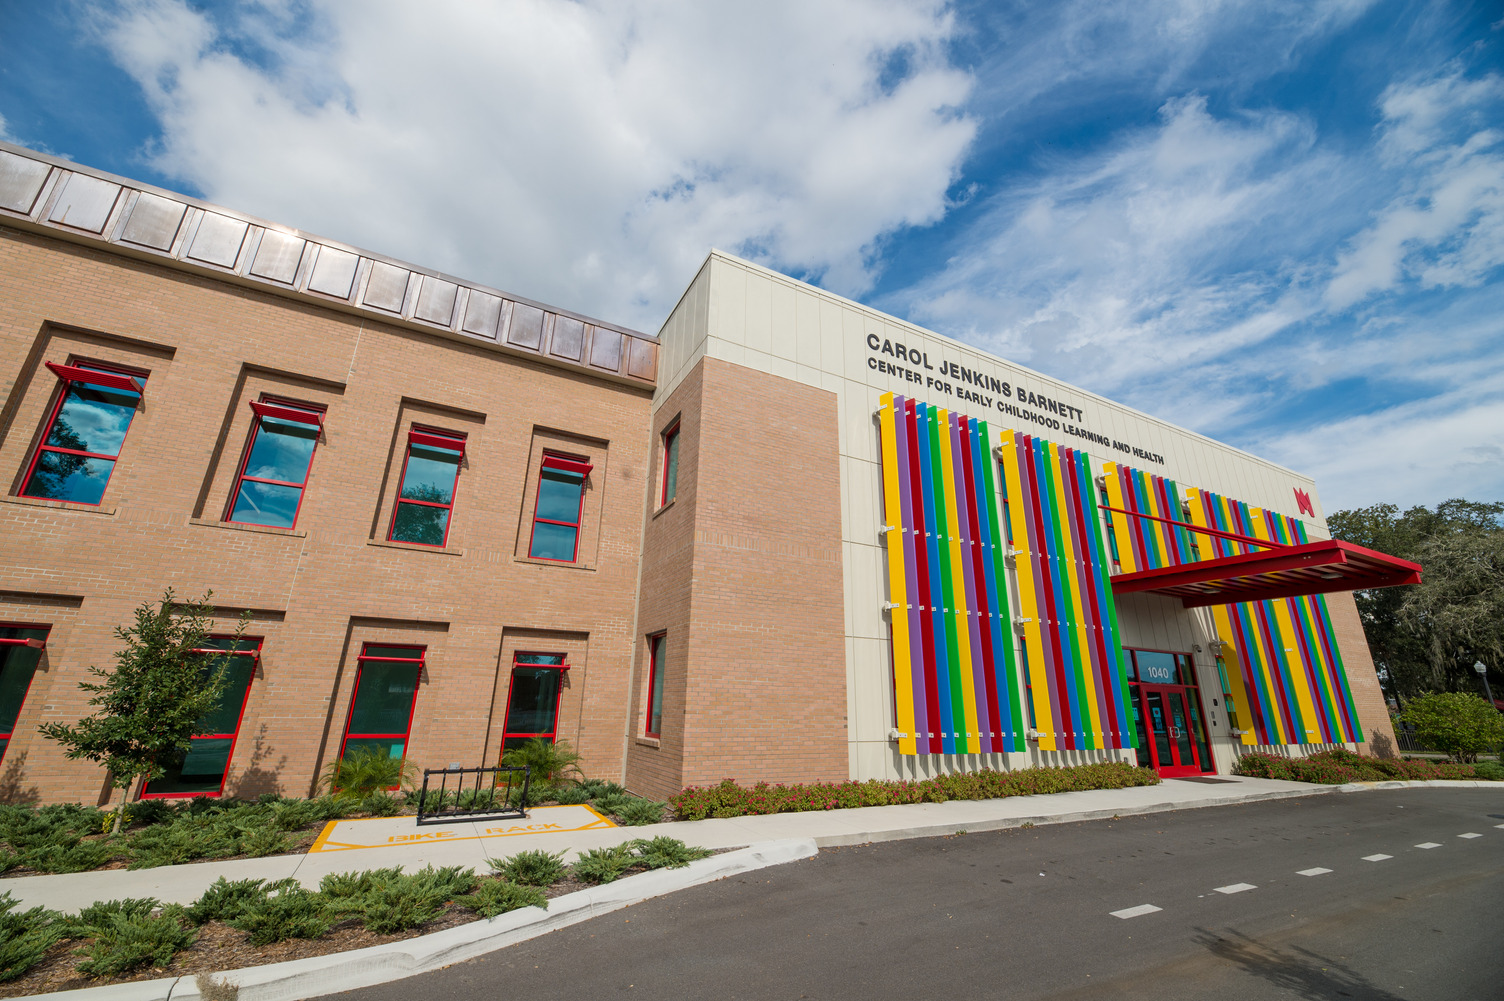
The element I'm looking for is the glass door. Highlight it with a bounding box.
[1137,685,1205,777]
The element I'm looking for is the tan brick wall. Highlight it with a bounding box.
[1324,589,1398,758]
[625,357,847,800]
[0,228,652,805]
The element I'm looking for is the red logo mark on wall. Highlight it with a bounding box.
[1294,488,1314,517]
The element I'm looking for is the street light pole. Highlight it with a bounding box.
[1474,660,1495,708]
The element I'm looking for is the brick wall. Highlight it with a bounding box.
[626,357,847,800]
[0,228,652,805]
[1324,589,1398,758]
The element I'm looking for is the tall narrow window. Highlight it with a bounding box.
[528,452,591,562]
[660,421,680,506]
[22,362,145,505]
[645,633,666,738]
[341,644,424,762]
[389,428,465,546]
[0,626,48,763]
[142,636,260,798]
[227,399,325,529]
[501,653,566,754]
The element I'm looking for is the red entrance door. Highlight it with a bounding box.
[1135,685,1205,777]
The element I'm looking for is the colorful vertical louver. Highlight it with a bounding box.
[996,432,1133,752]
[1101,464,1363,746]
[877,393,1026,755]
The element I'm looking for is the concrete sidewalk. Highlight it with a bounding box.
[4,774,1355,913]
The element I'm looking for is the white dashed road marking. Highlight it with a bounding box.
[1415,843,1442,849]
[1495,824,1504,830]
[1458,833,1482,839]
[1297,867,1332,876]
[1214,883,1257,894]
[1363,854,1393,862]
[1110,904,1162,919]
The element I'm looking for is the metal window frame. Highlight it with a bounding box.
[0,624,50,760]
[224,396,326,529]
[387,427,466,548]
[644,632,666,738]
[20,360,147,507]
[659,420,680,507]
[338,643,426,767]
[500,652,569,753]
[138,635,263,799]
[528,450,590,563]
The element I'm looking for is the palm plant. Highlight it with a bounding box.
[500,738,582,786]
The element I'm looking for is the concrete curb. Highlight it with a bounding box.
[31,838,818,1001]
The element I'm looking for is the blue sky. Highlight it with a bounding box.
[2,0,1501,512]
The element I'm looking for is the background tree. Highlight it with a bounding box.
[1328,499,1503,704]
[38,590,247,832]
[1396,692,1504,763]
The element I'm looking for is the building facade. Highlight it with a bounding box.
[0,142,1405,808]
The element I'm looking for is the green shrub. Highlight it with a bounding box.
[19,836,120,874]
[358,790,404,817]
[67,899,196,977]
[357,866,475,934]
[268,796,346,831]
[238,825,296,858]
[571,845,634,885]
[319,866,404,910]
[127,821,235,869]
[579,779,627,799]
[1474,760,1504,781]
[491,849,566,886]
[500,738,582,786]
[628,836,713,869]
[228,886,334,945]
[552,785,593,805]
[0,892,64,982]
[0,848,16,875]
[668,762,1159,821]
[1398,692,1504,763]
[322,747,416,801]
[187,877,298,925]
[613,799,667,826]
[590,793,634,817]
[457,880,547,918]
[1233,748,1483,783]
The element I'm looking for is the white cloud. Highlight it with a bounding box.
[1326,70,1504,310]
[89,0,977,328]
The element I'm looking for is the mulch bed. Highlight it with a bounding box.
[1,849,739,997]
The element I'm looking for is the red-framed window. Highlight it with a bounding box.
[142,635,261,798]
[0,626,48,763]
[388,427,465,547]
[500,652,567,755]
[645,633,666,738]
[21,361,146,505]
[226,397,325,529]
[660,421,680,507]
[340,644,424,763]
[528,452,592,562]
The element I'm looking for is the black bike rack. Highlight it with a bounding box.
[415,764,530,825]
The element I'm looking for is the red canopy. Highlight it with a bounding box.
[1110,538,1421,607]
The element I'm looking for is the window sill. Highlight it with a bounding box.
[2,495,118,516]
[367,539,465,557]
[513,556,596,571]
[188,518,308,539]
[635,736,661,749]
[651,498,677,520]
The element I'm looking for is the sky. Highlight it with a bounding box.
[1,0,1501,513]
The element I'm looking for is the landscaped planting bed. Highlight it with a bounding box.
[0,837,713,997]
[1233,747,1504,783]
[668,761,1160,820]
[0,779,668,878]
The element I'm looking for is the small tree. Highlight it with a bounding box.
[38,589,247,832]
[1397,691,1504,763]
